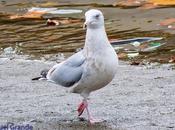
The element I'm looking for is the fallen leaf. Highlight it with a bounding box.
[39,2,59,7]
[148,0,175,6]
[159,18,175,26]
[140,3,158,9]
[169,56,175,63]
[10,11,46,19]
[46,19,60,26]
[118,53,127,59]
[115,0,175,9]
[59,19,81,24]
[109,39,119,43]
[46,18,81,26]
[114,0,144,8]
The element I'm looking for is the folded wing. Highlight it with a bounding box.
[47,51,85,87]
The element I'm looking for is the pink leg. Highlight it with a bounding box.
[84,100,103,124]
[77,100,87,116]
[77,99,103,124]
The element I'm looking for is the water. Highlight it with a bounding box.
[1,0,175,63]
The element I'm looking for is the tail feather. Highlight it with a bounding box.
[32,76,42,80]
[32,69,49,81]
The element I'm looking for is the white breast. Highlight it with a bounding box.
[72,45,118,94]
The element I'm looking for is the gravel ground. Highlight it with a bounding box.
[0,58,175,130]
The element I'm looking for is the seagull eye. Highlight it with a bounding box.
[95,14,100,19]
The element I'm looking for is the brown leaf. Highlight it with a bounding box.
[159,18,175,26]
[118,53,127,59]
[140,3,158,9]
[46,19,81,26]
[46,19,60,26]
[39,2,59,7]
[59,19,81,24]
[115,0,175,9]
[169,56,175,63]
[10,11,46,19]
[114,0,144,8]
[109,39,119,43]
[148,0,175,6]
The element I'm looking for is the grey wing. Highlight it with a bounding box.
[47,51,85,87]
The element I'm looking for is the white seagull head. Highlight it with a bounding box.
[84,9,104,29]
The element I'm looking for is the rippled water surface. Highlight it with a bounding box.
[1,0,175,63]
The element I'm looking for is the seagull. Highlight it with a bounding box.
[32,9,118,124]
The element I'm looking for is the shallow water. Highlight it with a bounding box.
[1,0,175,63]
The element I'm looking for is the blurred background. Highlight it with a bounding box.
[1,0,175,64]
